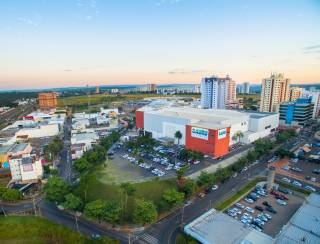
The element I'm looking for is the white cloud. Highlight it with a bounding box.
[18,17,39,27]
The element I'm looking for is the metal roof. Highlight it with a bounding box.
[184,209,274,244]
[275,193,320,244]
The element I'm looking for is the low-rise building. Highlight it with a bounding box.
[71,131,99,151]
[15,124,60,139]
[9,156,43,183]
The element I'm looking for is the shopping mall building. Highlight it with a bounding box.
[136,106,279,158]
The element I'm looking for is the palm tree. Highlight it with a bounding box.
[120,182,136,219]
[232,131,244,144]
[174,131,182,145]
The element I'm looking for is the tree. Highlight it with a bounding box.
[84,199,107,221]
[44,136,64,161]
[43,176,70,203]
[232,131,244,144]
[0,188,21,202]
[133,199,158,224]
[246,150,258,162]
[161,188,184,209]
[73,158,91,173]
[176,165,189,185]
[174,131,182,145]
[120,182,136,217]
[197,171,214,187]
[276,149,295,158]
[104,201,122,224]
[180,180,197,198]
[63,193,83,211]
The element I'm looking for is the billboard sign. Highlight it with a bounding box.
[218,128,227,139]
[191,127,208,140]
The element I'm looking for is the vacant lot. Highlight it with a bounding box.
[98,155,154,184]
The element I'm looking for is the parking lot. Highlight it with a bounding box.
[226,184,305,237]
[271,157,320,191]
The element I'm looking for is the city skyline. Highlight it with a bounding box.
[1,0,320,89]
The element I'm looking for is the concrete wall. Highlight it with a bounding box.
[144,113,189,140]
[249,114,279,132]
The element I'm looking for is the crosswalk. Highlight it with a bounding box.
[137,233,159,244]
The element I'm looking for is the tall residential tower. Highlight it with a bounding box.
[200,75,236,109]
[260,73,290,112]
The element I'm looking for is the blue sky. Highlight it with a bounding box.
[0,0,319,88]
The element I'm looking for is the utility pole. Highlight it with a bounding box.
[32,196,37,216]
[1,205,7,217]
[181,204,185,226]
[75,214,79,232]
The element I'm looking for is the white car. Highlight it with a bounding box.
[305,185,316,192]
[212,185,218,191]
[245,207,254,214]
[235,202,245,209]
[282,177,291,183]
[165,166,173,170]
[276,199,287,206]
[292,180,302,187]
[244,198,254,204]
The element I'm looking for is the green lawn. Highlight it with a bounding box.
[73,170,177,221]
[0,216,118,244]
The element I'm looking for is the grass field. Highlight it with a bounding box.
[73,169,177,220]
[58,93,200,108]
[0,216,118,244]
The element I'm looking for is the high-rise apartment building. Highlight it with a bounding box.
[201,76,226,109]
[289,87,303,102]
[147,84,157,92]
[38,92,57,109]
[260,73,290,112]
[243,82,250,94]
[225,75,237,108]
[200,75,236,109]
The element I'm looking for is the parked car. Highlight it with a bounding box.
[276,199,287,206]
[235,202,245,209]
[245,207,254,214]
[305,185,316,192]
[245,198,254,204]
[282,177,291,183]
[265,206,277,214]
[198,192,205,198]
[255,206,264,212]
[262,201,272,208]
[292,180,302,187]
[263,213,272,220]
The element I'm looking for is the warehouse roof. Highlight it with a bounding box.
[275,193,320,244]
[143,107,249,128]
[184,209,273,244]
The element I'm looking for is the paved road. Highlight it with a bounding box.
[58,117,73,183]
[133,155,272,244]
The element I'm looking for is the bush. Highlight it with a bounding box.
[0,188,21,202]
